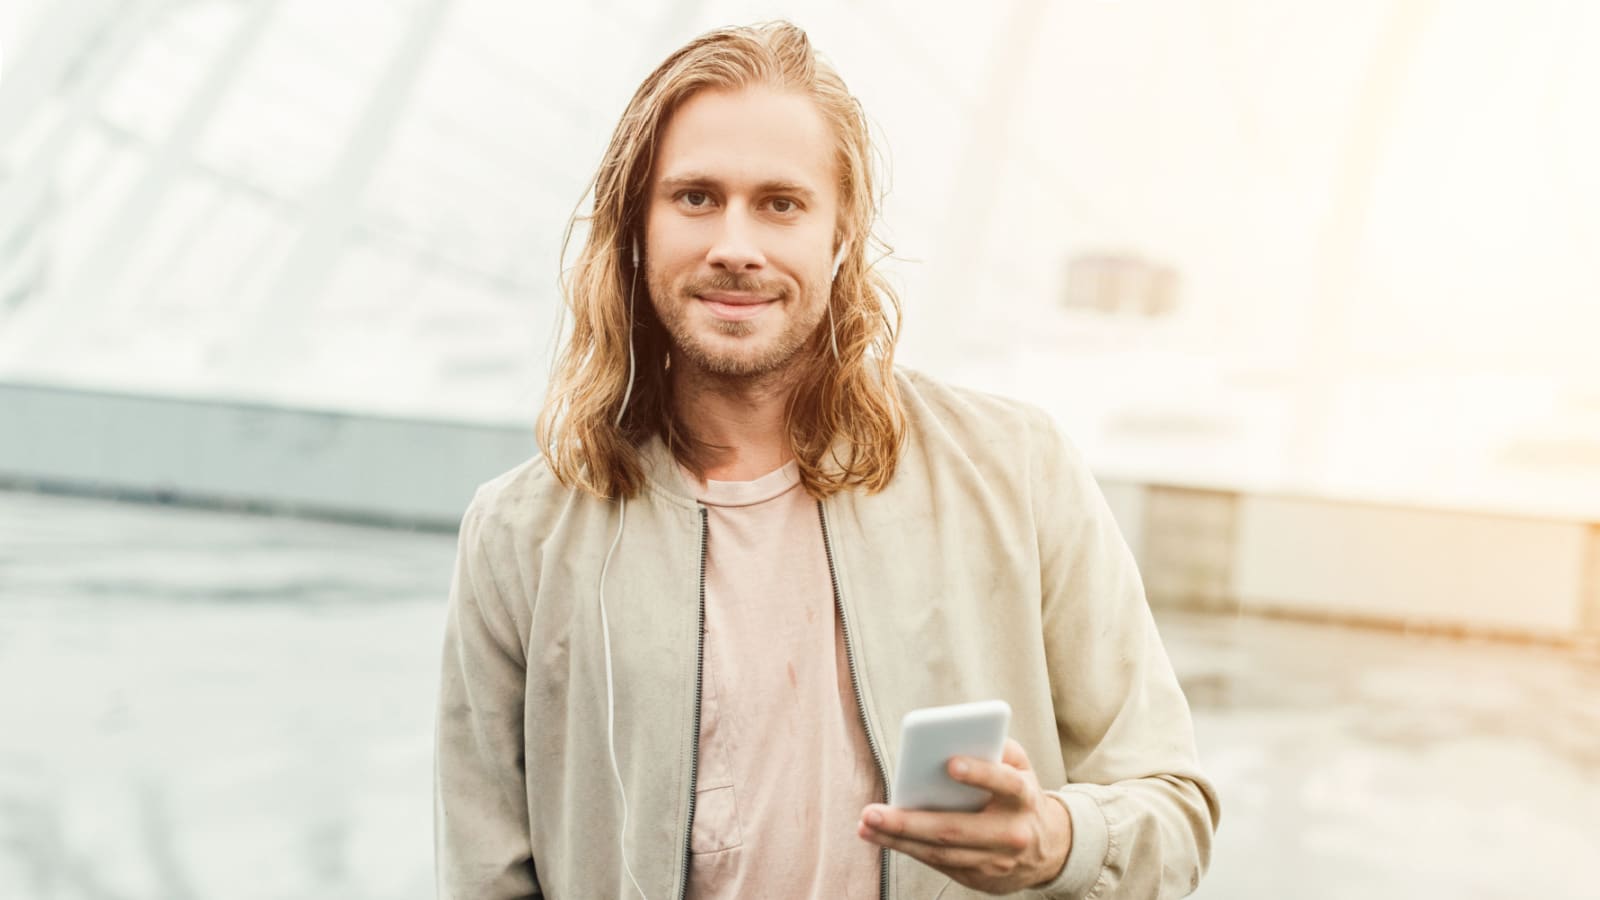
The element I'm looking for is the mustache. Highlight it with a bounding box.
[683,273,785,299]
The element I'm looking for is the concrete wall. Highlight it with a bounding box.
[0,382,535,528]
[5,380,1596,640]
[1110,481,1598,642]
[1230,496,1588,636]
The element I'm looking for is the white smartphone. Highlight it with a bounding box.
[889,699,1012,812]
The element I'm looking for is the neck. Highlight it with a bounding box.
[671,360,802,482]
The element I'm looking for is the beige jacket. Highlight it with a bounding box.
[434,369,1221,899]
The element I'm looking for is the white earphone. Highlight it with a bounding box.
[828,243,846,358]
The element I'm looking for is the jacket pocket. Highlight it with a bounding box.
[691,653,744,854]
[690,783,744,854]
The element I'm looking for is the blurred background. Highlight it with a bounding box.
[1,0,1596,898]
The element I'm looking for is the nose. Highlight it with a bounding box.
[705,207,765,273]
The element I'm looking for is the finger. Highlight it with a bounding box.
[948,754,1031,805]
[861,805,1025,852]
[858,820,997,870]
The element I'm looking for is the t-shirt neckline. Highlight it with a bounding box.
[681,459,802,508]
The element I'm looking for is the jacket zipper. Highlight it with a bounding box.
[818,500,891,900]
[677,506,709,900]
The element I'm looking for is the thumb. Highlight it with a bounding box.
[1002,737,1031,771]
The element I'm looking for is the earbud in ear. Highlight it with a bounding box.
[830,244,848,281]
[631,235,640,268]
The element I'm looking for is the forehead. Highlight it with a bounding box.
[651,86,837,198]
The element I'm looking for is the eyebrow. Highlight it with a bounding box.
[657,172,818,204]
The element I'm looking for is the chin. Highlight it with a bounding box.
[682,332,811,379]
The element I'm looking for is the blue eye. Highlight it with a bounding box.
[771,198,796,213]
[681,191,710,207]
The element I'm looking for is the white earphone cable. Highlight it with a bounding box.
[616,237,639,430]
[828,244,845,362]
[599,496,648,899]
[600,236,650,899]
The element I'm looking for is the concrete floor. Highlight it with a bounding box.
[1,489,1595,900]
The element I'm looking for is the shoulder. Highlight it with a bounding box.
[892,366,1065,462]
[886,366,1100,515]
[459,453,592,551]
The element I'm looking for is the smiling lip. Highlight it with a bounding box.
[697,292,777,321]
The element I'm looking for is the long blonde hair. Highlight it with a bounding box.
[537,21,905,500]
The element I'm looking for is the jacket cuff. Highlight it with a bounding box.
[1035,789,1109,898]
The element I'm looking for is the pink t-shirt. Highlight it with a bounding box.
[680,460,884,899]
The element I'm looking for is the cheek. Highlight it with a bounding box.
[643,215,697,267]
[643,239,692,283]
[769,237,830,280]
[642,261,677,311]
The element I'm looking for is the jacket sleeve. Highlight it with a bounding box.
[1025,411,1222,899]
[434,491,542,898]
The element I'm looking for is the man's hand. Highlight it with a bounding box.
[857,738,1073,894]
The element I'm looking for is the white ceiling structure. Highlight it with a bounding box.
[0,0,1596,514]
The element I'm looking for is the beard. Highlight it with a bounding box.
[646,267,829,379]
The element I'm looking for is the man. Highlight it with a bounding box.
[435,20,1219,900]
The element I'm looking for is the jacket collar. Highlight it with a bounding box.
[635,430,860,511]
[637,434,700,510]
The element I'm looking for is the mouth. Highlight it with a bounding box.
[696,291,778,321]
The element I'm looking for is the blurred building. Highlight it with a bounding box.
[1,0,1598,640]
[1062,252,1180,317]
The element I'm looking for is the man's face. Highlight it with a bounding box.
[644,86,841,380]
